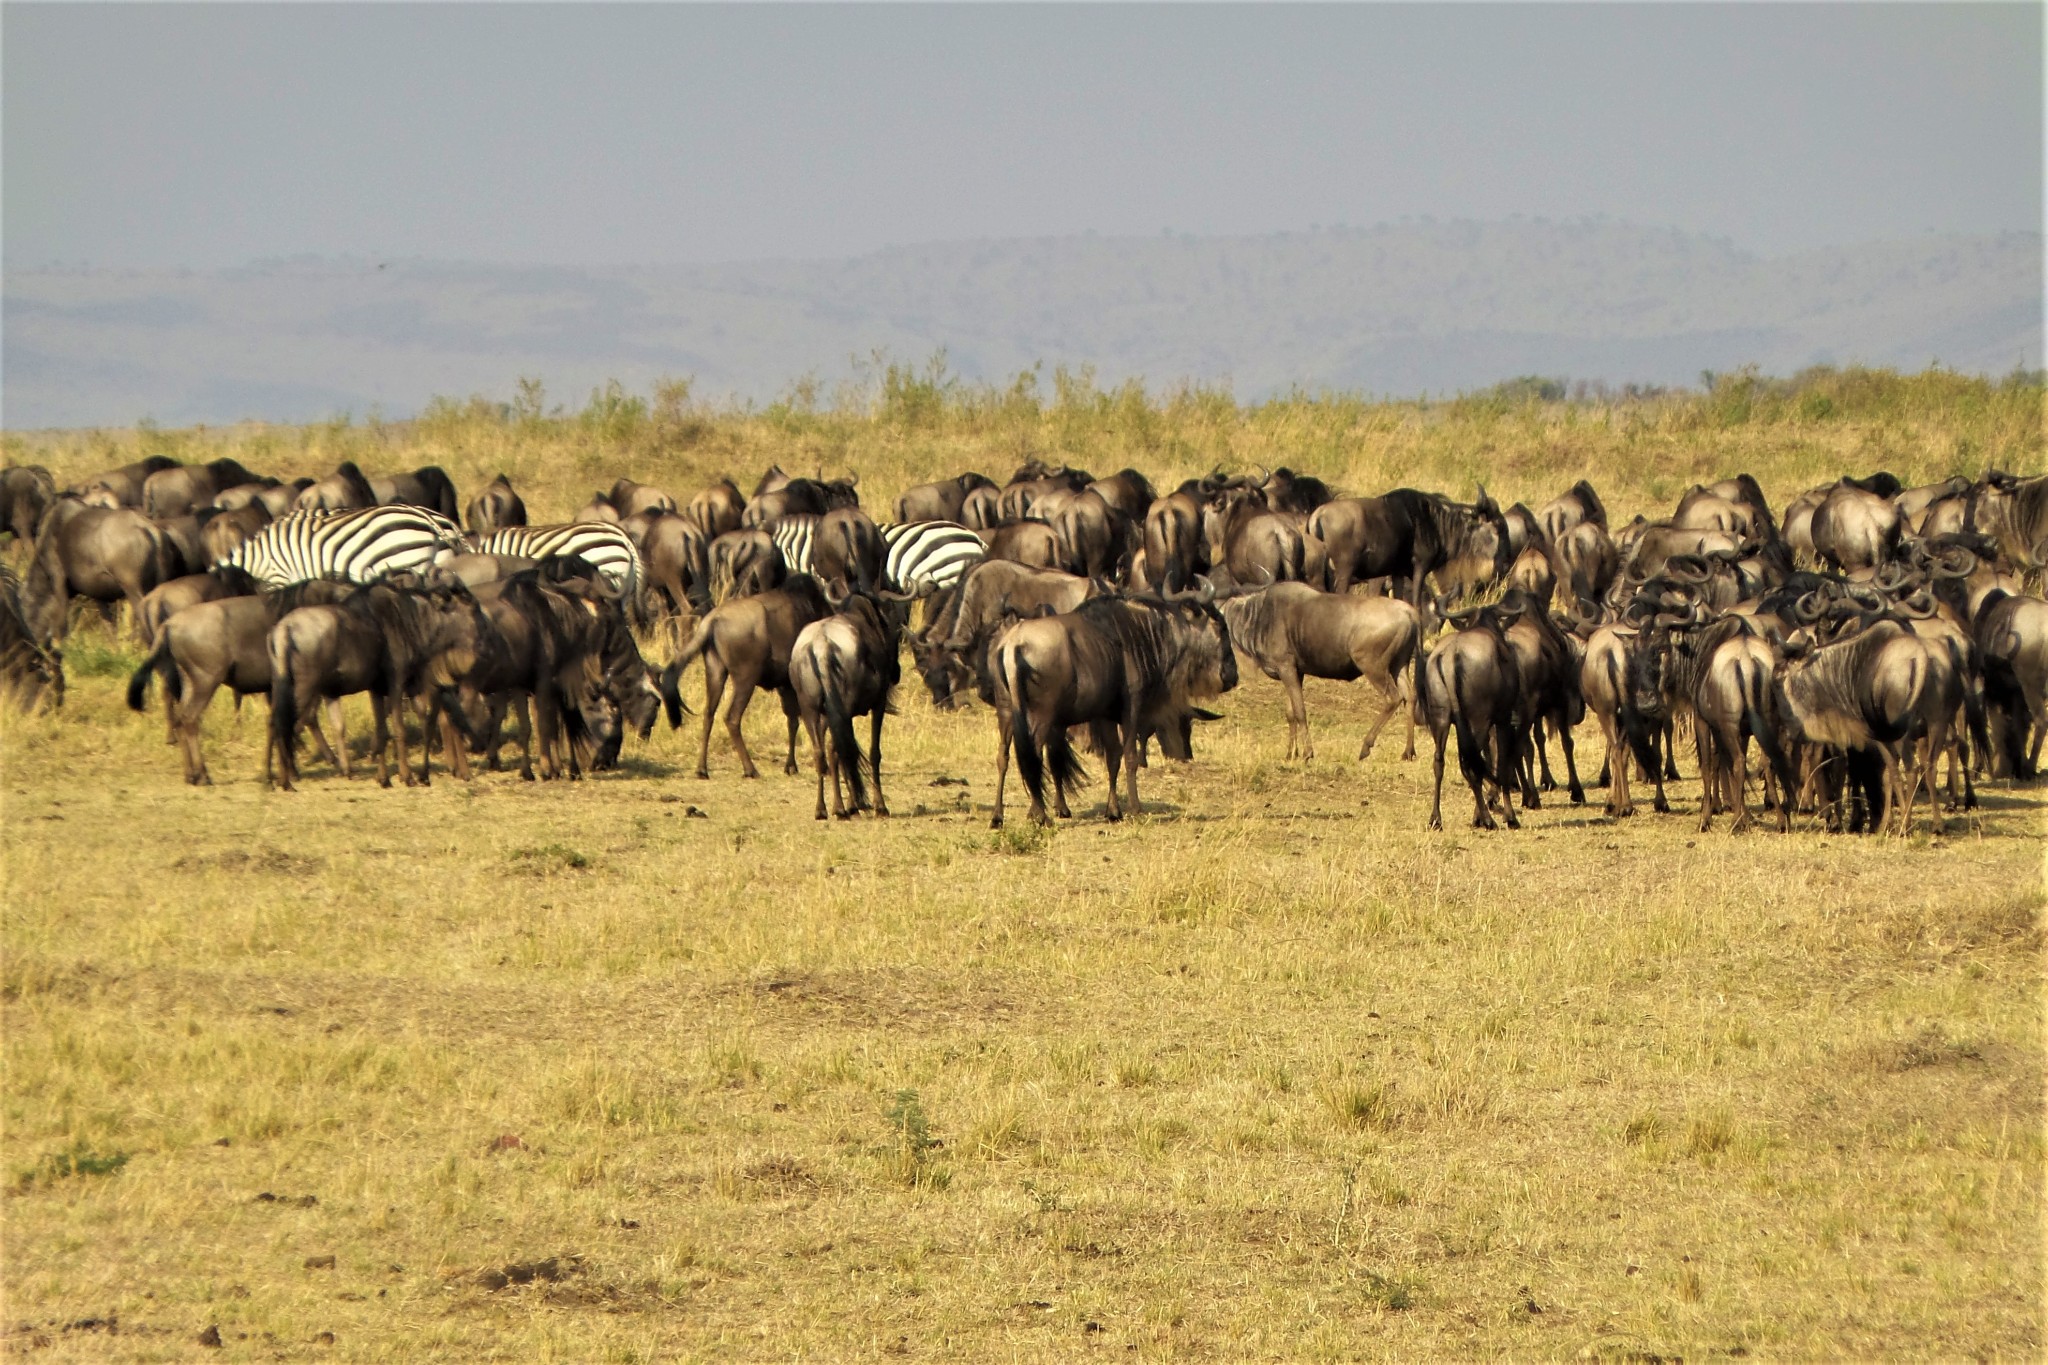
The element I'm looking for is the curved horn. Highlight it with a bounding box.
[1932,545,1977,579]
[1896,588,1938,620]
[1791,591,1826,624]
[1251,464,1271,488]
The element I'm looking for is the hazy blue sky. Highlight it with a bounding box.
[4,3,2041,269]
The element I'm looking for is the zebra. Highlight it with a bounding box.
[879,520,986,595]
[222,506,465,589]
[474,523,643,594]
[769,515,821,577]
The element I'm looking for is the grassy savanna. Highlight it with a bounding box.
[3,365,2044,1360]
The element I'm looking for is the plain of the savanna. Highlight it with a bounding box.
[3,366,2043,1362]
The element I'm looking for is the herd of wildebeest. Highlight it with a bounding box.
[0,451,2042,834]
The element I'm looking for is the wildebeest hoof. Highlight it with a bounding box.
[990,815,1005,829]
[1570,789,1586,805]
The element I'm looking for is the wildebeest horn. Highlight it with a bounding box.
[1251,464,1271,488]
[1896,588,1937,619]
[1932,545,1977,578]
[1442,605,1479,627]
[1665,555,1710,583]
[1791,591,1826,624]
[1844,583,1887,611]
[1192,575,1218,605]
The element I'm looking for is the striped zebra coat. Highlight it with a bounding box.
[769,516,820,578]
[223,507,465,589]
[475,523,643,594]
[879,521,986,595]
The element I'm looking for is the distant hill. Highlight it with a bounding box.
[3,220,2039,428]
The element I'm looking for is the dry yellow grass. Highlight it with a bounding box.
[3,368,2044,1361]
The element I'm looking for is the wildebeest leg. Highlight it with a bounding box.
[696,655,727,779]
[780,687,801,777]
[990,703,1013,829]
[1519,720,1543,810]
[1357,670,1402,761]
[1881,741,1911,837]
[176,672,221,786]
[1724,728,1753,834]
[439,695,474,782]
[1427,723,1449,831]
[722,673,762,778]
[1494,717,1521,830]
[870,710,889,817]
[511,695,536,780]
[1119,707,1142,818]
[532,689,563,780]
[1603,713,1632,817]
[1694,723,1718,831]
[1279,664,1308,760]
[806,706,832,820]
[1662,719,1682,781]
[1533,716,1558,793]
[371,694,395,788]
[1557,710,1585,804]
[320,701,349,778]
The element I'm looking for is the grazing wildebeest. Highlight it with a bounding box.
[73,455,178,508]
[465,474,528,534]
[687,478,748,537]
[1053,489,1130,580]
[660,575,831,779]
[268,580,487,790]
[1894,476,1971,534]
[2,465,57,545]
[0,563,63,711]
[1218,582,1420,761]
[980,519,1065,571]
[1143,483,1210,595]
[1809,480,1902,579]
[296,462,380,513]
[1538,479,1608,546]
[896,473,996,525]
[126,581,352,785]
[792,591,909,819]
[142,459,263,519]
[21,498,174,641]
[1089,468,1158,523]
[200,504,272,567]
[575,492,623,524]
[1415,600,1525,831]
[989,587,1237,827]
[1777,620,1955,835]
[604,477,678,518]
[708,528,787,604]
[1552,520,1619,615]
[815,506,885,593]
[1311,488,1509,602]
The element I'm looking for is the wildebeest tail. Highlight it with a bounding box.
[821,652,870,810]
[1742,663,1795,801]
[1000,645,1047,811]
[269,635,299,783]
[659,619,715,727]
[126,634,176,712]
[1448,655,1493,793]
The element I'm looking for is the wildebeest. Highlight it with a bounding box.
[2,465,56,546]
[1088,468,1158,523]
[138,570,246,648]
[200,504,272,567]
[1218,582,1420,761]
[142,458,263,519]
[1415,600,1525,831]
[603,477,678,519]
[73,455,178,507]
[911,560,1105,708]
[998,461,1093,523]
[126,581,352,785]
[1578,624,1642,817]
[708,528,787,604]
[961,484,1002,530]
[637,515,713,620]
[660,574,831,779]
[0,563,63,711]
[214,479,309,518]
[268,580,487,790]
[980,519,1065,571]
[792,591,907,819]
[896,473,996,525]
[1809,480,1902,579]
[1205,483,1308,587]
[989,587,1237,827]
[1500,588,1586,807]
[1053,489,1130,580]
[686,478,748,538]
[1311,488,1509,601]
[1143,483,1210,595]
[296,462,381,513]
[814,506,885,593]
[1681,618,1796,833]
[427,553,539,590]
[21,498,175,641]
[1260,467,1334,519]
[1551,521,1619,614]
[370,466,461,520]
[1538,479,1608,546]
[1777,620,1955,835]
[465,474,528,534]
